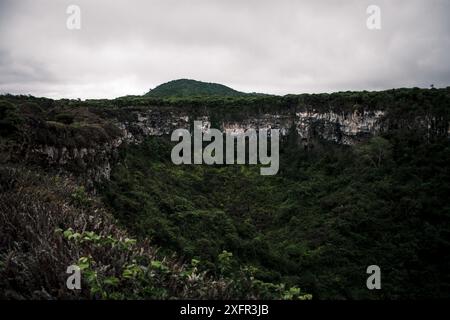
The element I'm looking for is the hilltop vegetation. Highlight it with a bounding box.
[145,79,245,98]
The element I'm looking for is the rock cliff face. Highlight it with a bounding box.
[9,101,447,186]
[2,87,449,185]
[295,109,386,144]
[119,108,386,145]
[12,106,386,185]
[27,138,122,182]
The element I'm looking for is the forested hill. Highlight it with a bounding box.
[145,79,245,97]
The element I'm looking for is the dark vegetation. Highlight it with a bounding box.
[0,166,310,299]
[101,133,450,299]
[0,86,449,299]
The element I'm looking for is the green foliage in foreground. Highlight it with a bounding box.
[101,132,450,299]
[58,228,311,300]
[0,166,310,299]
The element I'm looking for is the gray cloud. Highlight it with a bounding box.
[0,0,449,99]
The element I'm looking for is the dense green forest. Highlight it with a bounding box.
[101,132,450,299]
[0,86,449,299]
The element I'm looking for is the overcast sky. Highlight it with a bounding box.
[0,0,449,99]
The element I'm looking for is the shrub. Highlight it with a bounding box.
[0,101,24,135]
